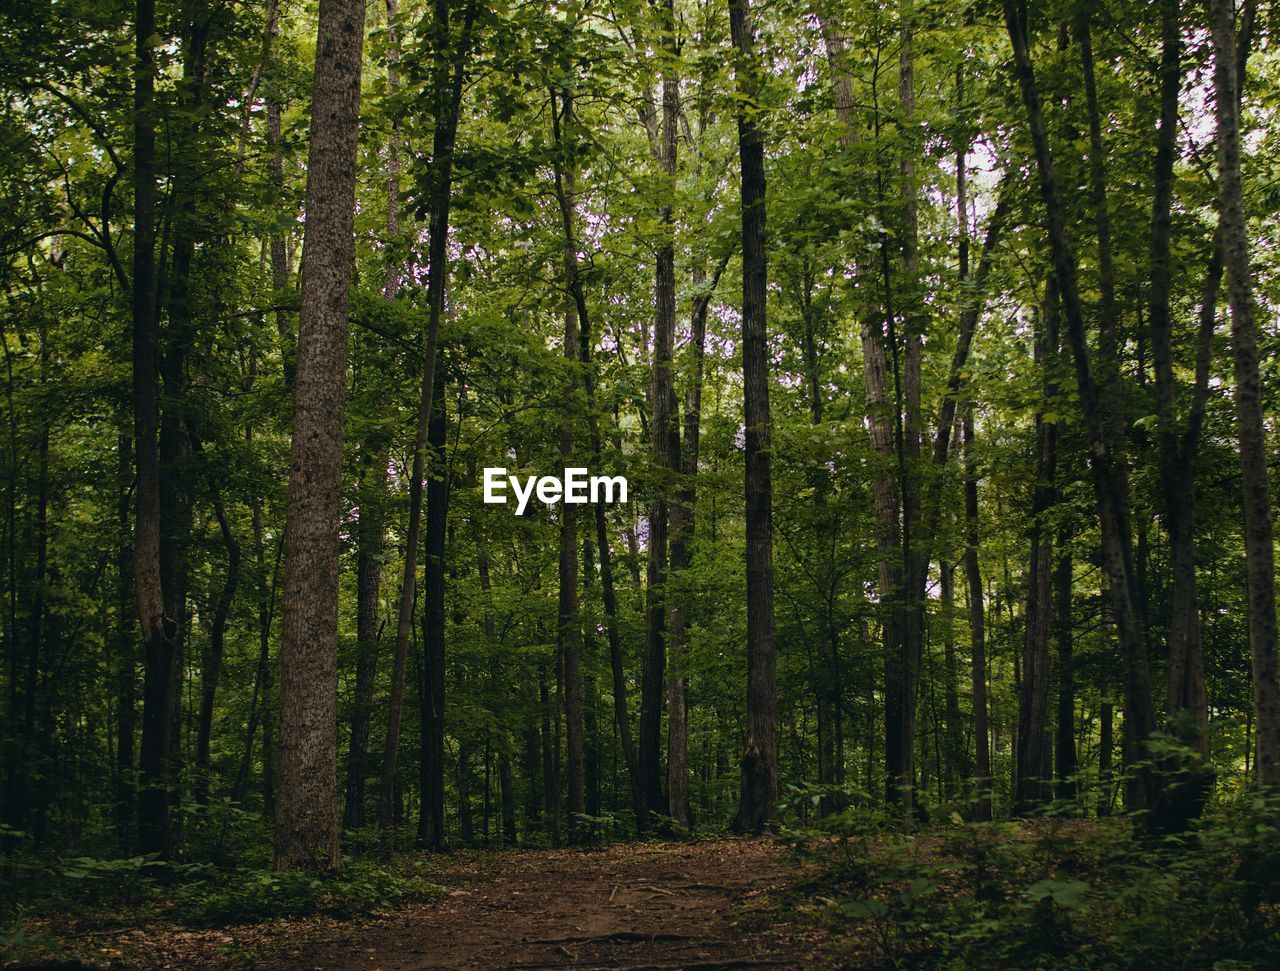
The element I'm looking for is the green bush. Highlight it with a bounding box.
[170,861,443,927]
[794,795,1280,969]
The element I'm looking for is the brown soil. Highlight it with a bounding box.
[62,838,834,970]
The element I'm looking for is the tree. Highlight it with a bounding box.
[274,0,367,872]
[132,0,178,858]
[638,0,680,832]
[1209,0,1280,789]
[1001,0,1161,820]
[380,0,476,854]
[729,0,777,835]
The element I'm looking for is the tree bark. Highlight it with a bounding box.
[115,429,137,845]
[963,405,990,820]
[1054,537,1076,802]
[415,379,449,850]
[195,483,240,807]
[274,0,366,872]
[343,0,400,833]
[133,0,180,858]
[380,0,475,854]
[896,0,925,821]
[639,0,679,826]
[729,0,777,834]
[232,507,279,811]
[666,256,726,833]
[550,95,587,839]
[1209,0,1280,789]
[1015,296,1057,813]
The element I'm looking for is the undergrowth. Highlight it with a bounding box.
[782,784,1280,969]
[0,803,445,965]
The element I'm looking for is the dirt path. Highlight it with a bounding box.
[76,838,832,969]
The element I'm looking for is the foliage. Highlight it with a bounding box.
[792,802,1280,969]
[169,860,444,927]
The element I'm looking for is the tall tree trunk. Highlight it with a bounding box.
[194,485,240,806]
[264,0,292,385]
[1075,13,1127,490]
[729,0,777,834]
[475,523,518,846]
[1002,0,1161,818]
[380,0,475,854]
[1210,0,1280,788]
[549,98,587,839]
[820,15,901,803]
[639,0,679,826]
[963,405,990,820]
[896,0,925,821]
[1054,537,1076,802]
[416,379,449,850]
[549,84,646,834]
[1015,296,1057,813]
[343,0,400,833]
[232,507,278,810]
[666,257,726,833]
[133,0,180,858]
[522,725,541,833]
[941,561,964,793]
[274,0,366,872]
[539,662,560,846]
[17,393,49,840]
[1148,0,1205,791]
[115,429,136,845]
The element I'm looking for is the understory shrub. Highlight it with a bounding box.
[786,784,1280,969]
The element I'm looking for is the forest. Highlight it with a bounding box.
[4,0,1280,965]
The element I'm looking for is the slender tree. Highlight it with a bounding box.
[729,0,777,834]
[1002,0,1161,818]
[1015,294,1057,813]
[380,0,476,854]
[133,0,179,857]
[638,0,680,827]
[1209,0,1280,788]
[344,0,401,832]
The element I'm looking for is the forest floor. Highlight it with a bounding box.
[36,838,841,970]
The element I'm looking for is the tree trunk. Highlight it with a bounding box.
[194,485,240,806]
[343,0,400,833]
[1054,538,1076,802]
[232,507,279,811]
[380,0,475,854]
[265,0,293,386]
[1209,0,1280,790]
[640,0,679,826]
[549,86,646,835]
[729,0,777,834]
[663,267,726,835]
[941,561,964,794]
[115,429,136,845]
[550,108,587,838]
[1099,691,1114,816]
[896,0,925,822]
[133,0,180,858]
[274,0,366,872]
[1001,0,1161,818]
[1015,296,1058,813]
[416,379,449,850]
[963,405,990,820]
[539,663,560,846]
